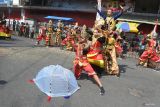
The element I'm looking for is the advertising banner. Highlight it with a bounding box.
[13,0,19,5]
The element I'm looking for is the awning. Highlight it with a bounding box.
[116,22,140,33]
[44,16,75,22]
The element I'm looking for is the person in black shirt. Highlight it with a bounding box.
[13,19,16,31]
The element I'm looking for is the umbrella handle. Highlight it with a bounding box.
[64,96,70,99]
[28,79,34,83]
[47,96,52,102]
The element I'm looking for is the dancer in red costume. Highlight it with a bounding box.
[139,36,160,66]
[87,29,105,68]
[73,40,105,95]
[139,19,160,67]
[36,26,46,45]
[61,35,76,51]
[113,31,123,57]
[61,29,77,51]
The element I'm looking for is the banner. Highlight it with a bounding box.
[96,0,101,21]
[13,0,19,5]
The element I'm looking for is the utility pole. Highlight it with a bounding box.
[7,0,12,27]
[42,0,44,6]
[29,0,31,6]
[158,4,160,14]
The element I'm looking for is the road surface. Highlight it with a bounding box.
[0,36,160,107]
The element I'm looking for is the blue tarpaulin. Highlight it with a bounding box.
[44,16,75,22]
[0,0,11,5]
[0,0,5,4]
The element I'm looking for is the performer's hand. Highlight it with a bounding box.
[79,61,83,67]
[120,4,131,12]
[94,5,98,10]
[155,19,158,23]
[119,5,124,10]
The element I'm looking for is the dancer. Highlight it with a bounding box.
[46,27,54,46]
[138,33,160,67]
[87,28,105,68]
[36,26,46,45]
[73,39,105,95]
[55,28,62,46]
[138,20,160,67]
[104,31,120,76]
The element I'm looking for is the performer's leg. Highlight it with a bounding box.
[42,35,46,45]
[45,35,49,46]
[74,63,82,79]
[55,36,57,45]
[83,64,105,95]
[110,48,119,76]
[48,35,51,46]
[58,36,62,46]
[92,74,102,87]
[92,74,105,95]
[61,39,67,46]
[105,51,113,74]
[36,35,42,45]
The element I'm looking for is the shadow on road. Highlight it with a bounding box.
[119,64,135,73]
[119,65,127,73]
[0,45,36,48]
[0,80,8,85]
[0,41,15,45]
[78,64,131,80]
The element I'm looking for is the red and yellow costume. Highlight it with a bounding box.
[0,25,11,38]
[105,36,119,75]
[55,28,62,46]
[115,41,123,56]
[61,35,76,51]
[139,38,160,66]
[36,26,46,45]
[74,44,96,79]
[113,32,123,56]
[87,38,104,68]
[46,27,54,46]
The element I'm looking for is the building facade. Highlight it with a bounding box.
[0,0,160,33]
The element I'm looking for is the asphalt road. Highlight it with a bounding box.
[0,36,160,107]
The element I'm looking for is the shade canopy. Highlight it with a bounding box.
[44,16,75,22]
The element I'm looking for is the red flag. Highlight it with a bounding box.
[28,79,34,83]
[153,19,158,33]
[47,96,52,102]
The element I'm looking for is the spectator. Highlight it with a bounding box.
[122,39,128,55]
[30,25,35,39]
[16,21,20,36]
[138,40,146,56]
[25,23,30,38]
[13,19,16,31]
[20,22,25,37]
[133,35,140,52]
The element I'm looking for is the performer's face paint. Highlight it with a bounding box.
[107,9,112,16]
[93,30,98,35]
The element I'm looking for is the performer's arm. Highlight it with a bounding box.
[113,11,123,20]
[113,5,130,20]
[97,9,107,20]
[97,37,106,44]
